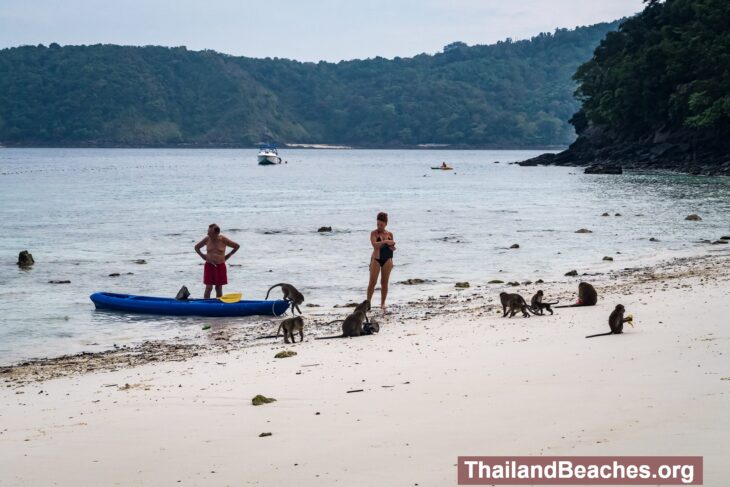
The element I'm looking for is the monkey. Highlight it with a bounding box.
[315,300,373,339]
[499,292,533,318]
[316,309,369,339]
[175,285,190,301]
[586,304,630,338]
[362,318,380,335]
[354,299,371,323]
[265,283,304,314]
[530,290,559,315]
[555,282,598,308]
[276,316,304,343]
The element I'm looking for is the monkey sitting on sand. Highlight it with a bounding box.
[316,300,372,339]
[585,304,631,338]
[555,282,597,308]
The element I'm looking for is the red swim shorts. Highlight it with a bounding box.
[203,262,228,285]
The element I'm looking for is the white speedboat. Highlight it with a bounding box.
[257,145,282,165]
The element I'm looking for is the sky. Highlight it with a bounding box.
[0,0,646,62]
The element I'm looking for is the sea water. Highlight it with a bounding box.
[1,148,729,364]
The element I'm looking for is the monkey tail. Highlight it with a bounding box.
[276,323,283,337]
[265,283,283,300]
[585,332,613,338]
[315,335,345,340]
[255,334,282,340]
[521,299,537,315]
[323,319,344,326]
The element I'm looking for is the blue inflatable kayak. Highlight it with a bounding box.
[90,292,289,317]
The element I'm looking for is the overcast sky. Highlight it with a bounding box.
[0,0,645,62]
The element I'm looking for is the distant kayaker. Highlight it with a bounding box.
[367,212,396,312]
[441,161,448,169]
[194,223,240,299]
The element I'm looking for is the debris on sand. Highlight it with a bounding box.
[252,395,277,406]
[275,350,297,359]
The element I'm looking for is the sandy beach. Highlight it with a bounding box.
[1,249,729,486]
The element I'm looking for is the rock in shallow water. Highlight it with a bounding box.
[398,278,428,285]
[17,250,34,267]
[685,214,702,221]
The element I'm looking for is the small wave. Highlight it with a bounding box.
[257,228,302,235]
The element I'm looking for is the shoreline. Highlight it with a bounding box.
[0,144,566,151]
[4,247,728,383]
[1,247,729,485]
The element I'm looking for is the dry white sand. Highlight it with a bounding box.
[1,254,729,486]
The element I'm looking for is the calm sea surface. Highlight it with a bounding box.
[1,148,729,364]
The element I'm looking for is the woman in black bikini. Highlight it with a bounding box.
[367,212,396,311]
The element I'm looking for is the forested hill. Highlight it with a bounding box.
[522,0,730,175]
[0,21,619,148]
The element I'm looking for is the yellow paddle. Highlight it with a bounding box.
[219,292,242,303]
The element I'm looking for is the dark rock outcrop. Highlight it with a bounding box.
[17,250,34,267]
[519,123,730,176]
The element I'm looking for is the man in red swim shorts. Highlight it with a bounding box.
[194,223,240,298]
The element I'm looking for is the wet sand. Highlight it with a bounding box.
[1,250,729,485]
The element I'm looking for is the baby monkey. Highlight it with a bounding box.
[530,290,559,315]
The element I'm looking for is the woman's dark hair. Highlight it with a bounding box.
[376,212,388,223]
[209,223,221,234]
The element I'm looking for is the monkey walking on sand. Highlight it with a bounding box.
[277,316,304,343]
[585,304,633,338]
[530,290,559,315]
[265,283,304,315]
[499,292,534,318]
